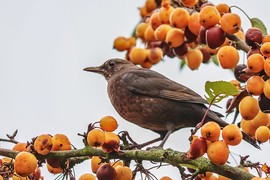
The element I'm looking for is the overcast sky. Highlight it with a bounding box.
[0,0,269,179]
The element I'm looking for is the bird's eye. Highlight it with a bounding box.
[108,61,115,67]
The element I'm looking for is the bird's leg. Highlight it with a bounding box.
[138,136,164,149]
[158,123,175,148]
[158,129,173,148]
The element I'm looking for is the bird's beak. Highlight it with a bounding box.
[83,66,103,74]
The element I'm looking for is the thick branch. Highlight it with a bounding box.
[48,147,254,179]
[0,147,255,179]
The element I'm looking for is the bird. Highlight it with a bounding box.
[84,58,260,149]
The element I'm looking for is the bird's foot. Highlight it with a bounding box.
[119,131,164,150]
[118,131,141,150]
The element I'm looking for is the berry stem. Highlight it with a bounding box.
[230,5,252,23]
[226,34,250,53]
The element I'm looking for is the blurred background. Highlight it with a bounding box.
[0,0,269,179]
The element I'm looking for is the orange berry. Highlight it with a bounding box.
[159,5,174,24]
[201,121,221,141]
[263,79,270,99]
[150,11,162,30]
[165,28,185,48]
[12,142,28,152]
[264,57,270,76]
[46,162,63,174]
[251,110,270,128]
[217,46,239,69]
[239,96,260,120]
[199,6,221,29]
[112,161,124,168]
[246,76,264,96]
[185,48,203,70]
[145,0,157,13]
[247,53,265,73]
[260,42,270,58]
[136,22,149,40]
[148,47,163,64]
[222,124,243,146]
[33,134,53,155]
[140,60,153,68]
[91,156,104,173]
[241,119,257,137]
[139,6,148,18]
[129,47,149,64]
[51,134,71,151]
[170,7,190,28]
[188,13,201,35]
[101,132,120,153]
[144,25,157,41]
[113,36,131,51]
[100,116,118,132]
[127,37,136,47]
[154,24,172,41]
[207,140,229,165]
[188,136,207,159]
[180,0,199,8]
[216,3,230,16]
[79,173,96,180]
[114,166,133,180]
[87,129,105,147]
[255,126,270,143]
[220,13,241,34]
[262,35,270,43]
[14,152,37,177]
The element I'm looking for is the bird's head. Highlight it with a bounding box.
[84,58,134,80]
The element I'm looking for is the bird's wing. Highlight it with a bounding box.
[122,68,208,104]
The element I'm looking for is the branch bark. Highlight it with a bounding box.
[0,147,255,179]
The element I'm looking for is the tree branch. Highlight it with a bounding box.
[0,147,255,179]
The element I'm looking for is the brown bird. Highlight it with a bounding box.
[84,58,259,149]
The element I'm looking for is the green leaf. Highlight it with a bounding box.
[204,81,239,104]
[250,17,268,36]
[211,55,219,66]
[179,59,186,69]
